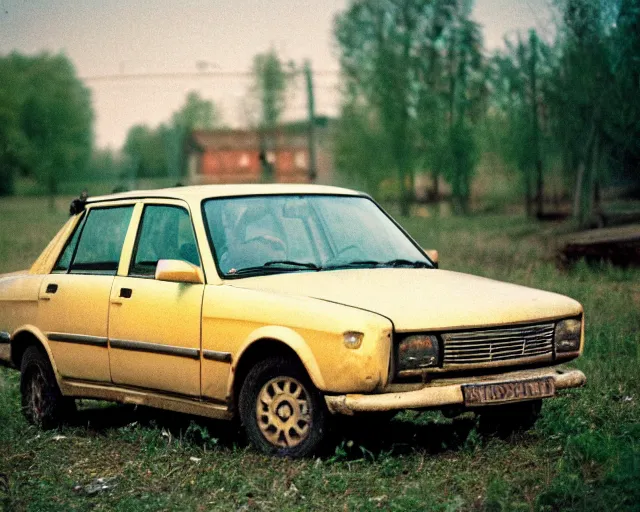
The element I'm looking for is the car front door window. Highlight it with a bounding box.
[130,205,201,277]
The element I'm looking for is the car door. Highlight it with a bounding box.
[38,205,134,382]
[108,202,204,397]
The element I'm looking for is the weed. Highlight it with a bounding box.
[0,197,639,510]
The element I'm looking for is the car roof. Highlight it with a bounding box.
[87,183,366,205]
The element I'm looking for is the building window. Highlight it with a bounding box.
[295,151,308,169]
[266,151,276,164]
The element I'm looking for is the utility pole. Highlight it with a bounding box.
[530,29,544,218]
[304,60,317,183]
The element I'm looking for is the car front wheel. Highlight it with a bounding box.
[239,357,328,457]
[20,345,75,429]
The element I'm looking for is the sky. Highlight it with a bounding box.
[0,0,554,149]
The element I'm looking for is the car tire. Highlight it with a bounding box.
[239,357,328,457]
[476,399,542,435]
[20,345,75,429]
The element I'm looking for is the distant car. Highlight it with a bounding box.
[0,184,586,456]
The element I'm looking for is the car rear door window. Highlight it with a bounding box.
[68,206,134,275]
[129,205,200,278]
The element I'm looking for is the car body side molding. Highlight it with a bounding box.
[109,338,200,359]
[202,350,232,363]
[47,332,109,347]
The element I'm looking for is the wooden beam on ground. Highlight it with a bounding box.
[557,224,640,268]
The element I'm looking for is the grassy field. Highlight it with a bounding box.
[0,196,639,511]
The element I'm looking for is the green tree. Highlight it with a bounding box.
[334,0,484,215]
[488,30,554,217]
[164,91,221,180]
[413,0,457,201]
[248,49,296,181]
[20,53,93,204]
[0,52,93,201]
[172,91,219,130]
[545,0,640,225]
[442,2,485,213]
[250,49,295,130]
[123,91,221,183]
[123,124,167,181]
[335,0,429,215]
[547,0,611,225]
[333,99,394,195]
[601,0,640,201]
[86,147,126,182]
[0,57,26,196]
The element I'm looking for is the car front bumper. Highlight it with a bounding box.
[324,366,586,415]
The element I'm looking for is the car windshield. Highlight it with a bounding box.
[202,194,433,278]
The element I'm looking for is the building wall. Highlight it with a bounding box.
[188,127,333,185]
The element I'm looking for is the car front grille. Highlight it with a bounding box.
[442,322,555,366]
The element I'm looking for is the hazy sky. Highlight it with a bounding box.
[0,0,554,149]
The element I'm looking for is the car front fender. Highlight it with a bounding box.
[231,325,327,392]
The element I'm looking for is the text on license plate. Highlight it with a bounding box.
[462,377,555,406]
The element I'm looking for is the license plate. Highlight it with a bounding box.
[462,377,555,406]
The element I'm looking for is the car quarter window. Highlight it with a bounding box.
[68,206,134,275]
[129,204,200,278]
[52,215,86,273]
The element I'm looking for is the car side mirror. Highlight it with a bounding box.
[424,249,439,269]
[155,259,204,284]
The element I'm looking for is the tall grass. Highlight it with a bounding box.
[0,197,638,511]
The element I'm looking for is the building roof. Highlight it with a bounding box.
[189,129,309,152]
[87,183,364,205]
[188,118,333,152]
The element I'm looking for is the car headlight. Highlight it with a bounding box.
[397,334,440,371]
[554,318,582,353]
[343,331,364,349]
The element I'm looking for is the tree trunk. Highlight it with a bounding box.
[580,134,600,227]
[400,178,411,216]
[0,161,15,196]
[535,158,544,217]
[398,152,412,217]
[573,158,586,221]
[432,170,440,201]
[461,172,470,214]
[573,117,597,222]
[525,173,533,217]
[530,30,544,218]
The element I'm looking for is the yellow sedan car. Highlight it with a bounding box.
[0,184,585,456]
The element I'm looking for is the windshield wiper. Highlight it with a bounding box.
[325,259,431,271]
[381,259,432,268]
[227,260,321,277]
[263,260,321,270]
[324,260,382,270]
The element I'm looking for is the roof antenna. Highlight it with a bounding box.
[69,190,88,216]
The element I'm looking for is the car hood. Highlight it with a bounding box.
[229,268,582,331]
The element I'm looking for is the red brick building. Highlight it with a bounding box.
[186,121,333,185]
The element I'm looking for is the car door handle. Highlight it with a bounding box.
[39,283,58,300]
[119,288,133,299]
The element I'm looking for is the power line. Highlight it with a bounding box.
[81,69,340,83]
